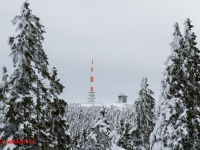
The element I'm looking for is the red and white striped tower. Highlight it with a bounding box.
[87,59,96,104]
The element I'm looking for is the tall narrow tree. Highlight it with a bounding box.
[180,18,200,149]
[0,67,9,145]
[117,120,134,150]
[132,77,155,150]
[150,20,200,150]
[2,2,70,149]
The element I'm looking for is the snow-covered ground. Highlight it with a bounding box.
[112,144,126,150]
[79,102,133,109]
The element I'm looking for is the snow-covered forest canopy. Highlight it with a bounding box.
[1,1,200,150]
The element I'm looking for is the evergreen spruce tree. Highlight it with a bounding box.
[0,67,9,148]
[131,77,155,150]
[82,128,89,146]
[85,107,112,150]
[150,21,200,150]
[46,67,70,149]
[150,22,187,150]
[78,128,89,149]
[2,2,70,149]
[109,127,120,146]
[180,18,200,149]
[117,120,134,150]
[0,67,9,101]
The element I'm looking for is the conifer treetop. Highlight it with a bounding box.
[9,1,48,76]
[184,18,197,47]
[7,1,66,99]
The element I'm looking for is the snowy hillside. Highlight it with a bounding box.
[80,102,133,108]
[65,78,156,149]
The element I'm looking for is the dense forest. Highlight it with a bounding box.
[66,77,155,150]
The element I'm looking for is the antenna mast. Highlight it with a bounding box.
[87,59,96,104]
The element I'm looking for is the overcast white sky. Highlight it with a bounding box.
[1,0,200,104]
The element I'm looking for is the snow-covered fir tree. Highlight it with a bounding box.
[44,67,70,149]
[181,18,200,149]
[131,77,155,150]
[2,2,70,149]
[85,107,112,150]
[0,67,9,140]
[150,20,200,150]
[0,67,8,101]
[180,18,200,109]
[150,22,187,150]
[109,127,120,146]
[117,120,134,150]
[82,128,89,147]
